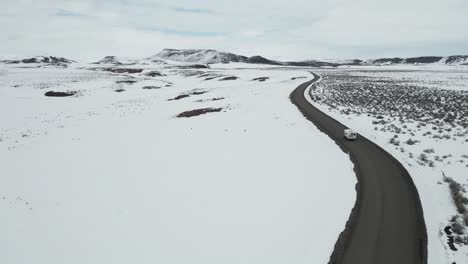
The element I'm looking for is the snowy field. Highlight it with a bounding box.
[310,65,468,264]
[0,62,356,264]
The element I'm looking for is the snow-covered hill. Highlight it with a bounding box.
[92,55,168,66]
[291,56,468,67]
[154,49,247,64]
[439,55,468,65]
[13,49,455,68]
[0,56,75,66]
[92,56,127,65]
[152,49,281,65]
[367,55,468,65]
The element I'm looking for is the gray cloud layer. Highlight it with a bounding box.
[2,0,468,61]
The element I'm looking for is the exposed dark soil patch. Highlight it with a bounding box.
[176,64,210,69]
[144,71,163,77]
[116,80,137,84]
[168,94,190,101]
[102,68,143,74]
[115,89,125,93]
[142,86,161,90]
[176,107,223,118]
[444,226,458,251]
[191,91,207,95]
[44,91,77,97]
[168,90,207,101]
[205,77,217,80]
[195,97,225,103]
[219,76,239,81]
[252,77,269,82]
[292,76,307,80]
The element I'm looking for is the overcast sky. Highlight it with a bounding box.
[2,0,468,61]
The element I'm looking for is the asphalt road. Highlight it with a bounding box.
[290,73,427,264]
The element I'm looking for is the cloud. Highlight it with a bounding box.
[172,7,214,14]
[138,26,223,37]
[1,0,467,61]
[53,9,85,17]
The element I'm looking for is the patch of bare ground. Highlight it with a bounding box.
[176,108,223,118]
[144,71,163,77]
[116,80,137,84]
[292,76,307,80]
[252,77,269,82]
[191,91,207,95]
[168,90,207,101]
[101,68,143,74]
[168,94,190,101]
[142,86,161,90]
[219,76,238,81]
[175,64,210,69]
[193,71,233,81]
[195,97,225,103]
[44,91,77,97]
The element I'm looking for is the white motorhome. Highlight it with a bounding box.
[344,129,357,140]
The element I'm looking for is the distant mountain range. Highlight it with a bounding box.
[2,50,468,67]
[369,55,468,65]
[93,49,468,67]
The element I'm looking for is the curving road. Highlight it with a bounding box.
[290,73,427,264]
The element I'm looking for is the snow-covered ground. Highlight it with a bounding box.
[309,65,468,264]
[0,63,356,264]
